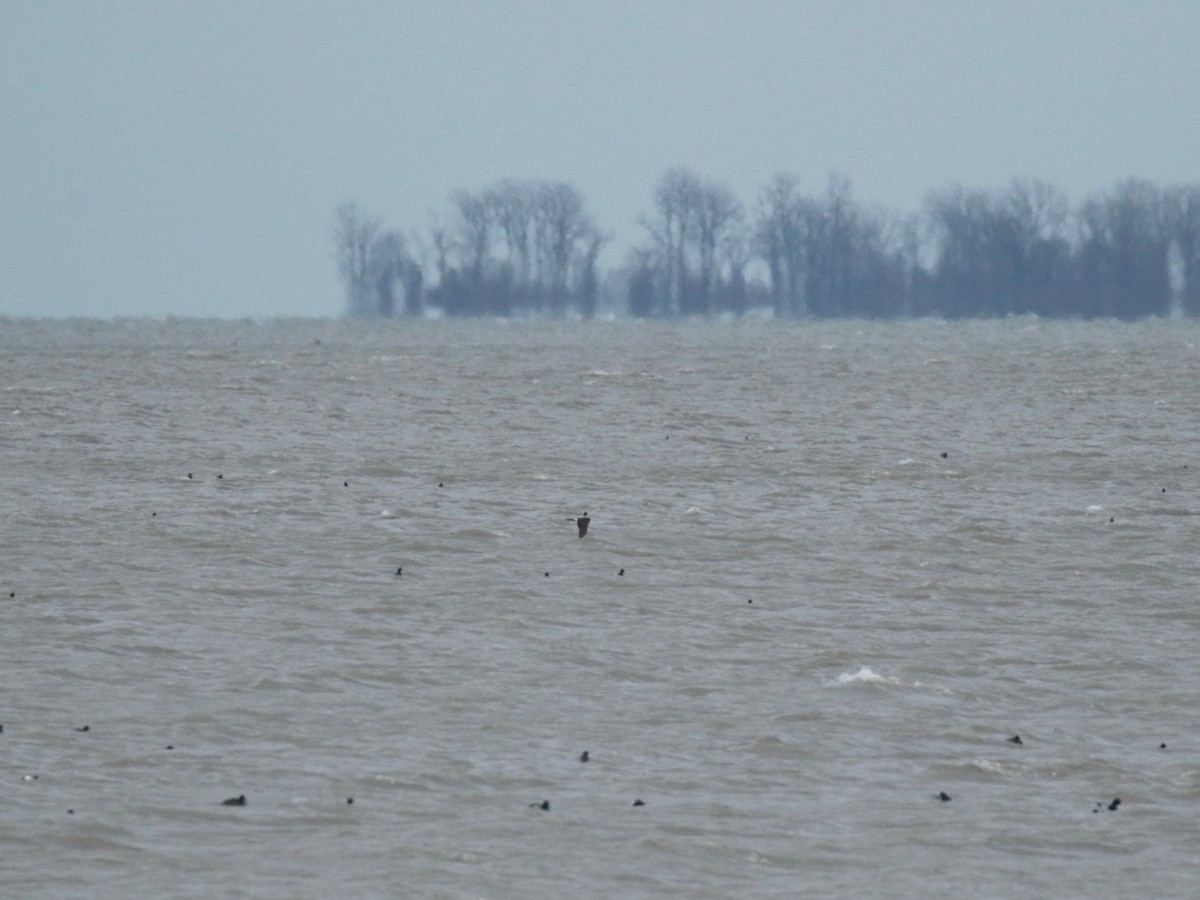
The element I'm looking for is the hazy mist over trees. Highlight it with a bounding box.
[336,172,1200,321]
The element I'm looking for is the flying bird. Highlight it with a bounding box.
[573,513,590,538]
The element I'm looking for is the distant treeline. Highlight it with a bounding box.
[335,171,1200,320]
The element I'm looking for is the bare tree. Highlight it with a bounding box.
[638,168,743,315]
[578,230,607,318]
[924,185,1000,316]
[486,180,534,289]
[452,191,493,283]
[644,168,701,315]
[535,181,594,315]
[808,173,857,317]
[1076,179,1170,318]
[693,180,742,314]
[1164,183,1200,316]
[718,223,752,315]
[756,173,808,317]
[368,230,423,317]
[999,179,1071,314]
[335,202,381,317]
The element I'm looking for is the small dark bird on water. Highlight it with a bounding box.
[396,567,403,576]
[632,799,645,807]
[222,795,246,806]
[618,569,624,576]
[75,725,89,732]
[1007,734,1023,745]
[531,800,550,811]
[580,751,589,763]
[938,792,952,802]
[574,513,590,538]
[1108,798,1121,811]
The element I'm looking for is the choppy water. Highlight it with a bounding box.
[2,316,1199,898]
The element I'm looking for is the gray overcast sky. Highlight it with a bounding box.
[2,0,1198,318]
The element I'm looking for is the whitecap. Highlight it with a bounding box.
[829,665,898,686]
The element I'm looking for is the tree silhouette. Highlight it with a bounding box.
[338,173,1200,321]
